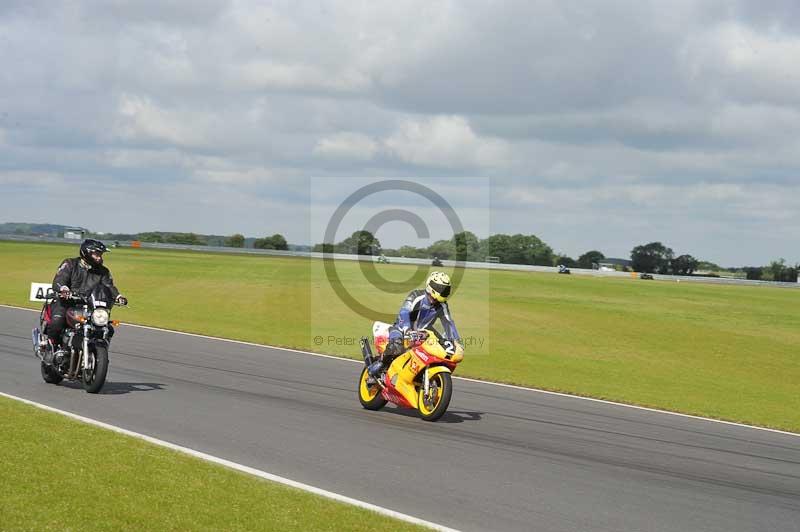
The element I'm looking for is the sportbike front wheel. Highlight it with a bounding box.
[358,367,387,411]
[82,346,108,394]
[417,372,452,422]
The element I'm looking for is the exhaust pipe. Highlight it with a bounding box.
[32,328,43,359]
[360,337,373,365]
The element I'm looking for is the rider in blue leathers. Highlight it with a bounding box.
[368,271,464,381]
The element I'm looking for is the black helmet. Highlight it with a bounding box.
[80,239,108,267]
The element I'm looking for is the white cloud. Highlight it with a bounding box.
[116,95,211,147]
[314,132,378,160]
[1,1,800,264]
[0,170,64,187]
[683,21,800,106]
[385,116,510,169]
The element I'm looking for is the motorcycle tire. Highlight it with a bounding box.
[358,367,387,411]
[82,346,108,394]
[417,371,452,422]
[40,362,63,385]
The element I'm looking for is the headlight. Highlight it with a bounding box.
[91,308,109,326]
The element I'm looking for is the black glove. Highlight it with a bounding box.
[384,337,405,358]
[115,295,128,306]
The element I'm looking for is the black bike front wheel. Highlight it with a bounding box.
[82,346,108,394]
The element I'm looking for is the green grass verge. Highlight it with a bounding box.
[0,396,426,532]
[1,241,798,432]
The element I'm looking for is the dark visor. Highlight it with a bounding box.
[430,281,451,298]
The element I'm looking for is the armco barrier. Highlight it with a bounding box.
[2,234,798,289]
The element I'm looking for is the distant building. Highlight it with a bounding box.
[63,227,85,240]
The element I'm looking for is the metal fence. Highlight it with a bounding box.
[2,234,798,289]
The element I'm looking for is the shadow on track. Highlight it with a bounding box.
[56,381,166,395]
[101,381,167,395]
[384,407,484,423]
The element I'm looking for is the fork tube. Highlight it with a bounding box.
[82,321,90,369]
[423,367,430,397]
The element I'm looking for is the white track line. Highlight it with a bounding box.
[0,391,459,532]
[2,304,797,438]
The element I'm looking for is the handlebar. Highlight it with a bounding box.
[404,330,430,344]
[59,293,129,307]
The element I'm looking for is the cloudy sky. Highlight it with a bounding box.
[1,1,799,265]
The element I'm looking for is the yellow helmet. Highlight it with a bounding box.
[426,271,452,303]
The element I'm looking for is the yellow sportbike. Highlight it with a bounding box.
[358,322,463,421]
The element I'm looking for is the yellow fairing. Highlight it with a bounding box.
[420,331,464,363]
[426,365,452,379]
[386,352,418,408]
[384,334,456,409]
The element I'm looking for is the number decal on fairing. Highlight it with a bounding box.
[443,340,456,356]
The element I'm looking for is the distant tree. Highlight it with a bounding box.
[336,230,380,255]
[313,243,335,253]
[577,250,605,269]
[670,254,699,276]
[165,233,206,245]
[397,245,426,258]
[631,242,673,274]
[427,239,455,260]
[226,233,245,248]
[484,234,513,262]
[138,232,165,243]
[789,263,800,283]
[764,258,799,282]
[482,233,554,265]
[697,261,721,272]
[556,255,578,268]
[510,234,554,265]
[452,231,482,261]
[254,233,288,250]
[270,234,288,250]
[743,267,763,280]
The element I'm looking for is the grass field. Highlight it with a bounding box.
[0,396,425,532]
[1,241,798,432]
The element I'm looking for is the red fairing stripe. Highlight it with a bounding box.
[414,350,458,371]
[381,381,413,408]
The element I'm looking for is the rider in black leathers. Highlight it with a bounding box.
[45,239,126,346]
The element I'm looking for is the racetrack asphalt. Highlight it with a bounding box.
[1,306,798,532]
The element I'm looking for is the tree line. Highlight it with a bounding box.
[312,230,559,266]
[311,231,798,283]
[76,226,798,283]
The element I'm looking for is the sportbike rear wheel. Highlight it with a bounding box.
[82,346,108,394]
[358,367,387,411]
[417,372,452,421]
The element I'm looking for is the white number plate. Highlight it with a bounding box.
[29,282,55,302]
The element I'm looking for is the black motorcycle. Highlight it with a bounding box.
[32,285,125,393]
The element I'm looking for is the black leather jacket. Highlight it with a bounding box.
[52,257,120,300]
